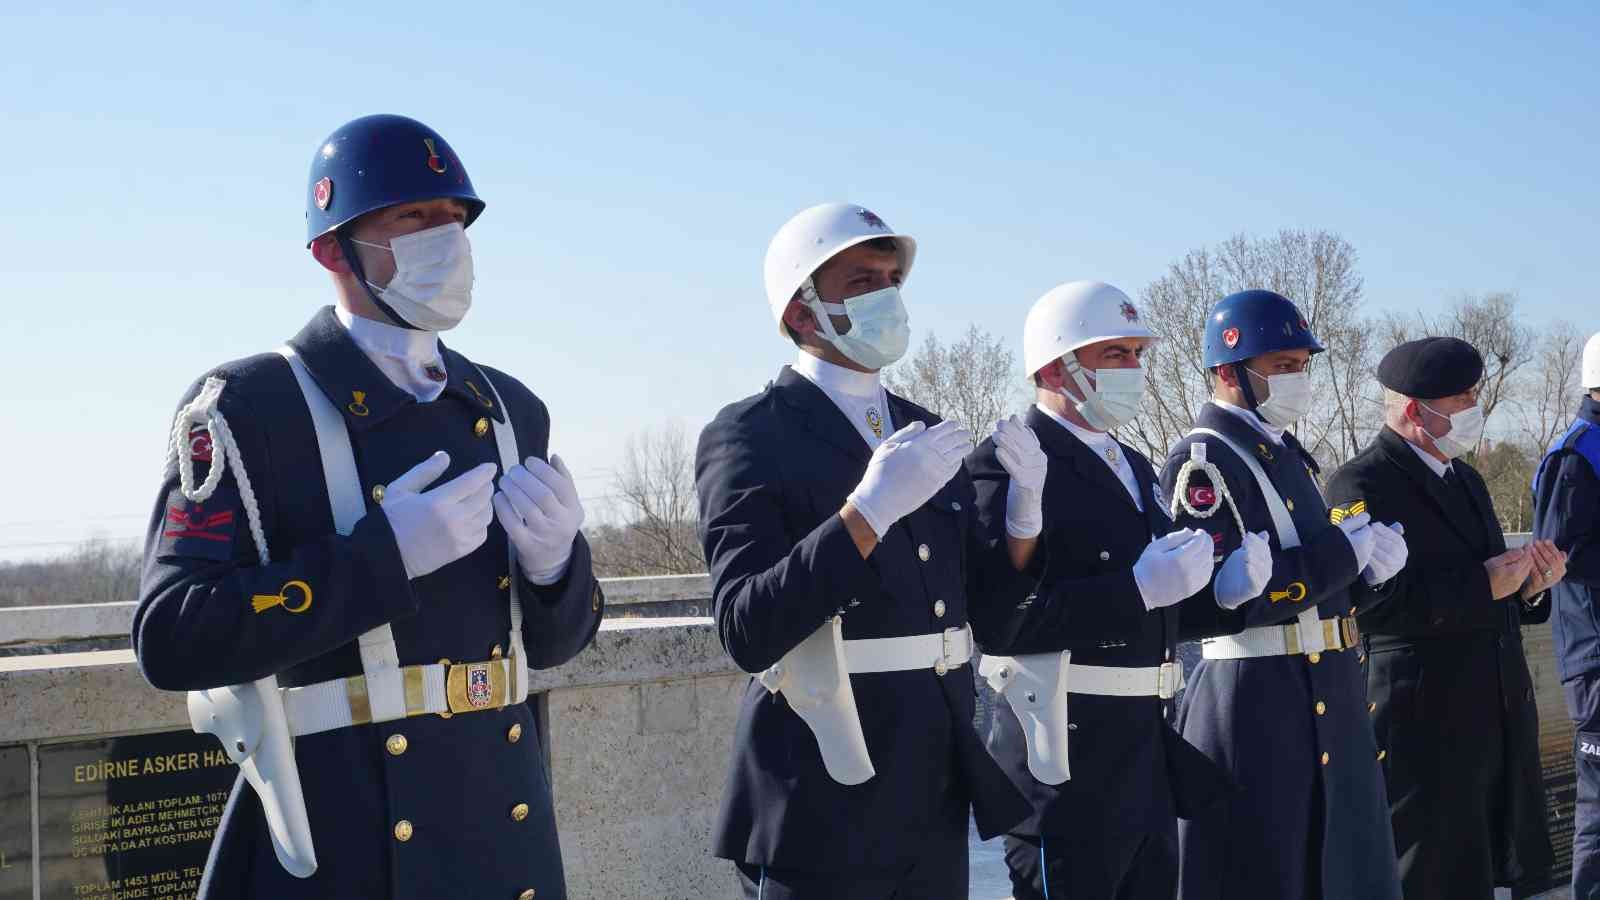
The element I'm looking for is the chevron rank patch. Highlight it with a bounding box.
[1329,500,1367,525]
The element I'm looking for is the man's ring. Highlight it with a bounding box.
[1544,569,1553,577]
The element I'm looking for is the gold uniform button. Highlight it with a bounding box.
[474,417,491,438]
[934,660,948,676]
[1349,606,1358,616]
[1320,752,1330,766]
[1314,701,1326,716]
[1369,702,1378,713]
[933,600,946,618]
[492,644,504,660]
[1377,750,1387,762]
[592,585,602,612]
[1307,652,1322,664]
[511,803,530,822]
[394,820,414,842]
[508,723,523,743]
[1099,550,1111,561]
[371,484,386,503]
[499,575,512,591]
[1358,653,1367,663]
[519,891,537,900]
[918,544,931,562]
[386,734,408,756]
[1286,499,1296,512]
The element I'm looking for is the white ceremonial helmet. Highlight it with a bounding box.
[1022,280,1158,382]
[762,202,917,336]
[1584,331,1600,390]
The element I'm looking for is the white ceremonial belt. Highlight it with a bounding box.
[1203,615,1361,660]
[281,656,523,737]
[842,626,973,676]
[1069,661,1185,699]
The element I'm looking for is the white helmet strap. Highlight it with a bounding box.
[799,277,847,343]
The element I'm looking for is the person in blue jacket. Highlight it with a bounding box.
[1160,289,1408,900]
[967,280,1258,900]
[1534,330,1600,899]
[133,114,603,900]
[695,202,1043,900]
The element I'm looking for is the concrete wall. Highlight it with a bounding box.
[0,575,743,900]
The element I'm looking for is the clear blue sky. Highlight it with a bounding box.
[3,2,1596,562]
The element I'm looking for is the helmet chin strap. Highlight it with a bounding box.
[1234,362,1268,422]
[336,232,419,330]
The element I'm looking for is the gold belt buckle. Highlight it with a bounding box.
[1341,616,1360,649]
[446,659,508,714]
[1282,623,1301,656]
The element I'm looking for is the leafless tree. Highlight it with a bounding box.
[1123,230,1379,469]
[883,324,1027,440]
[592,423,703,576]
[0,535,141,608]
[1513,319,1585,455]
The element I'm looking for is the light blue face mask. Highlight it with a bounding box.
[806,282,911,371]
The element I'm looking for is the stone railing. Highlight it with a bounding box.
[0,574,741,900]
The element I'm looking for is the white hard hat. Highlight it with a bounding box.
[1022,281,1158,381]
[763,202,917,336]
[1584,331,1600,390]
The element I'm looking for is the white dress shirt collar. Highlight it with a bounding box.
[1212,399,1287,445]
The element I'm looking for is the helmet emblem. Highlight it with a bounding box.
[1222,327,1240,349]
[313,177,333,211]
[856,208,887,230]
[1119,300,1139,322]
[1298,317,1309,331]
[423,138,448,175]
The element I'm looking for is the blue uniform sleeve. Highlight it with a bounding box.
[1327,465,1499,634]
[695,411,877,674]
[1162,440,1359,637]
[520,533,603,669]
[966,439,1143,654]
[1538,450,1600,589]
[133,377,421,692]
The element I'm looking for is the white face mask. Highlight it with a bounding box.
[353,222,474,332]
[809,283,911,370]
[1419,401,1484,459]
[1061,361,1145,431]
[1245,367,1312,428]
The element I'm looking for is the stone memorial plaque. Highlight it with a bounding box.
[1,745,31,900]
[37,731,237,900]
[1517,623,1577,898]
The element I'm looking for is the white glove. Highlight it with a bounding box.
[1215,531,1273,610]
[381,452,497,579]
[846,420,971,539]
[994,415,1047,539]
[1335,511,1376,573]
[1362,521,1407,586]
[1132,528,1214,611]
[494,454,586,585]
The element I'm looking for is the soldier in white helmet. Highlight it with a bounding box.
[694,202,1046,899]
[968,281,1267,899]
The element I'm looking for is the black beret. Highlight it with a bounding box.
[1378,337,1484,399]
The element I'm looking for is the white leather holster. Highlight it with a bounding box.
[758,616,875,785]
[188,677,316,877]
[980,651,1073,785]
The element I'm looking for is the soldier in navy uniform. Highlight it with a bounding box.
[695,202,1044,899]
[133,115,603,900]
[1160,290,1409,900]
[968,281,1262,900]
[1327,336,1561,899]
[1535,330,1600,898]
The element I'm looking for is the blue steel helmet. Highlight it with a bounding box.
[304,114,484,246]
[1202,289,1325,369]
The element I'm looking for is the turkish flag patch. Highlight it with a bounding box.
[1188,485,1217,509]
[188,428,213,463]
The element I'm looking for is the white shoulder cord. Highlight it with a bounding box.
[164,376,270,566]
[1167,442,1247,537]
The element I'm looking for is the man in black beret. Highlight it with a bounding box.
[1327,336,1567,899]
